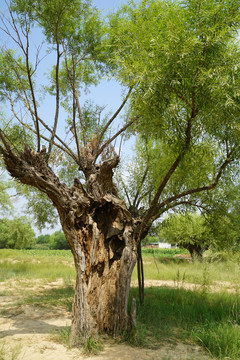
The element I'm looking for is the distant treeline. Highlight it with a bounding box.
[0,217,69,250]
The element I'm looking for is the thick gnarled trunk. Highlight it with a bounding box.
[0,146,138,344]
[61,196,137,345]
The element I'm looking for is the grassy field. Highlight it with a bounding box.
[131,248,240,285]
[0,248,240,359]
[0,249,75,283]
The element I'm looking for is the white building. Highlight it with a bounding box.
[148,242,172,249]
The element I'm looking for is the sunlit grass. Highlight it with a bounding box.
[129,286,240,359]
[131,249,240,286]
[0,248,73,260]
[0,249,75,283]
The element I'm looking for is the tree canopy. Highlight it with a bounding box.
[113,0,240,240]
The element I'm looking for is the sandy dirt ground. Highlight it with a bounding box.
[131,279,240,293]
[0,279,212,360]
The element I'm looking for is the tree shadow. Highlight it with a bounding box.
[0,286,73,339]
[0,317,69,338]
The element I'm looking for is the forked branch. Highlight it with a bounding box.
[96,86,133,151]
[156,156,234,214]
[95,117,137,160]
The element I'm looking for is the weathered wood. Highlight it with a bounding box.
[62,198,137,344]
[0,143,138,344]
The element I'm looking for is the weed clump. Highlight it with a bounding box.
[82,336,103,355]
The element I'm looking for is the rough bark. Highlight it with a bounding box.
[0,144,137,344]
[137,243,144,305]
[60,195,137,344]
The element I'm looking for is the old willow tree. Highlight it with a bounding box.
[1,0,240,345]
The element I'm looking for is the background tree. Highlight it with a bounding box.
[159,213,212,259]
[159,209,240,259]
[50,230,70,250]
[1,0,240,343]
[0,216,35,249]
[35,233,51,249]
[117,132,240,300]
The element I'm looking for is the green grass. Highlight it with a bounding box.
[0,249,75,282]
[82,337,103,355]
[15,285,75,311]
[54,326,103,355]
[142,248,188,257]
[0,342,22,360]
[131,249,240,286]
[53,327,71,347]
[0,343,5,360]
[129,286,240,359]
[0,248,73,260]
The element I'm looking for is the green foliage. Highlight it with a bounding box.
[112,0,240,236]
[142,235,159,245]
[202,181,240,250]
[110,0,240,124]
[0,180,13,215]
[34,234,51,249]
[36,234,50,244]
[0,217,35,249]
[10,0,104,52]
[160,213,211,251]
[24,188,58,231]
[159,210,239,259]
[141,136,218,202]
[0,50,30,98]
[10,0,108,97]
[1,0,240,240]
[0,0,110,169]
[50,230,70,250]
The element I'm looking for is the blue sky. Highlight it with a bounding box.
[94,0,128,10]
